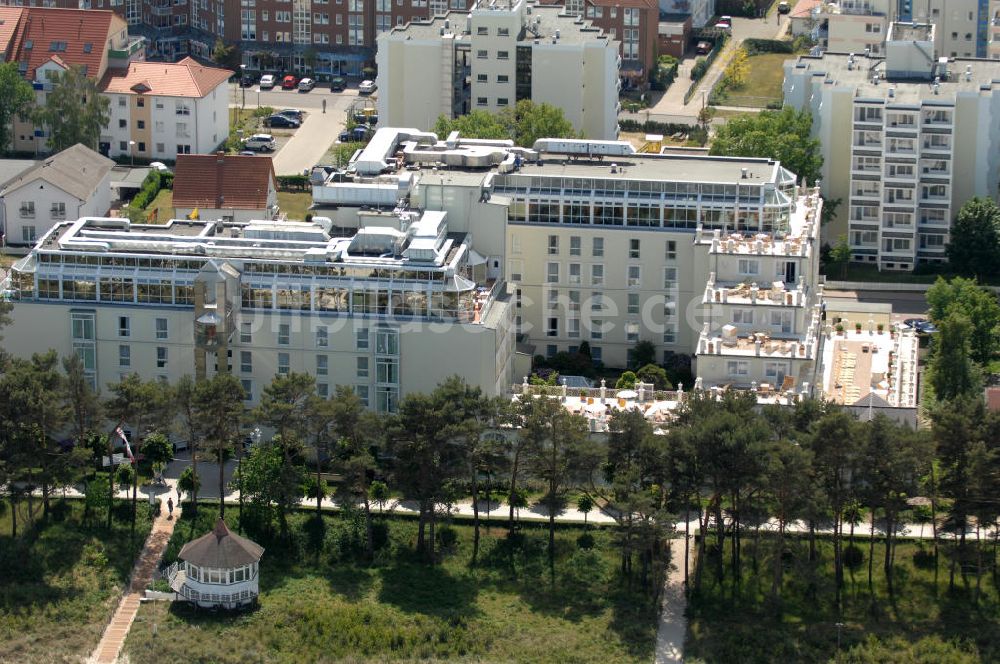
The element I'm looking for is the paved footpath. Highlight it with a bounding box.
[89,493,181,664]
[655,537,695,664]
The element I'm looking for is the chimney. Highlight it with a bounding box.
[217,151,226,162]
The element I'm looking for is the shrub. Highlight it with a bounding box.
[912,547,936,570]
[743,38,795,55]
[691,58,709,81]
[843,544,864,569]
[277,174,310,191]
[129,170,164,212]
[576,532,595,549]
[437,525,458,549]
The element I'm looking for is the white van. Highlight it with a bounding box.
[244,134,276,152]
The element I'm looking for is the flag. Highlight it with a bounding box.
[116,426,135,463]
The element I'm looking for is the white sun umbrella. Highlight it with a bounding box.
[616,389,638,399]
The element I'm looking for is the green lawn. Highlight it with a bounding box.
[721,52,796,108]
[142,187,173,224]
[124,509,658,664]
[0,498,153,664]
[277,191,312,222]
[686,537,999,663]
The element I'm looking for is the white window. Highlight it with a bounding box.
[156,347,168,369]
[626,321,639,343]
[277,352,290,375]
[568,290,580,311]
[569,236,581,256]
[591,264,604,286]
[629,238,640,259]
[21,226,36,243]
[738,259,760,276]
[355,385,369,407]
[727,360,749,377]
[155,318,168,340]
[546,317,558,337]
[568,263,581,284]
[733,309,754,325]
[356,327,369,350]
[316,355,328,376]
[278,323,290,345]
[567,317,580,338]
[591,320,603,340]
[663,267,677,289]
[627,265,641,287]
[764,362,789,383]
[548,288,559,308]
[316,326,328,347]
[19,201,34,218]
[240,351,252,373]
[118,316,130,337]
[627,293,639,314]
[665,240,676,260]
[546,262,559,283]
[770,311,792,333]
[357,356,369,377]
[240,321,252,344]
[119,344,131,368]
[592,237,604,257]
[241,380,254,402]
[547,235,559,255]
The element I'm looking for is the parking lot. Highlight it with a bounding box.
[230,82,370,174]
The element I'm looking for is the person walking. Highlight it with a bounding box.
[167,496,174,520]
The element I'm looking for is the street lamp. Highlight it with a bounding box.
[128,140,136,167]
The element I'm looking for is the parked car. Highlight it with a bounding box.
[281,74,298,89]
[243,134,276,152]
[298,77,315,92]
[238,150,257,156]
[902,318,938,335]
[696,41,712,55]
[330,76,347,91]
[278,108,304,122]
[264,114,300,128]
[358,79,377,94]
[239,74,255,87]
[149,161,171,173]
[777,1,791,14]
[715,15,732,29]
[259,74,276,89]
[339,126,373,142]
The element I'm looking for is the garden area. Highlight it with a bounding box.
[686,537,998,663]
[709,38,811,109]
[123,509,659,664]
[0,498,153,664]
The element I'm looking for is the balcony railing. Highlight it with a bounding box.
[108,36,145,59]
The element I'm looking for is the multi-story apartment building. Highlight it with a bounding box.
[793,0,994,59]
[0,7,229,159]
[538,0,658,84]
[3,210,515,409]
[98,57,231,160]
[376,0,621,139]
[309,128,826,391]
[784,23,1000,270]
[660,0,715,28]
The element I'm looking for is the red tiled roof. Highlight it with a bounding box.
[0,7,24,56]
[99,57,232,99]
[173,154,276,210]
[4,7,124,80]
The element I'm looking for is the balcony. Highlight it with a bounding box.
[703,276,810,308]
[108,36,145,60]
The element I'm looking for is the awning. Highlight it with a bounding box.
[468,249,487,266]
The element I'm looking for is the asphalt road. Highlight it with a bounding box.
[229,84,374,175]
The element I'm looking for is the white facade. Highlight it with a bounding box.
[376,0,621,140]
[0,146,113,246]
[3,213,515,408]
[784,40,1000,270]
[309,128,825,391]
[168,559,261,609]
[102,85,229,161]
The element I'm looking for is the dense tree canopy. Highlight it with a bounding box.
[34,65,110,153]
[434,100,577,147]
[709,106,823,184]
[946,198,1000,279]
[0,62,35,156]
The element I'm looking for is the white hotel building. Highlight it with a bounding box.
[4,128,826,404]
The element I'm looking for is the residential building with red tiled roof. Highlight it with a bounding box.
[0,7,23,58]
[1,7,144,155]
[99,57,232,161]
[172,153,278,222]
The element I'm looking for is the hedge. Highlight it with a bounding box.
[684,33,728,105]
[743,38,795,55]
[130,170,170,211]
[277,174,310,191]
